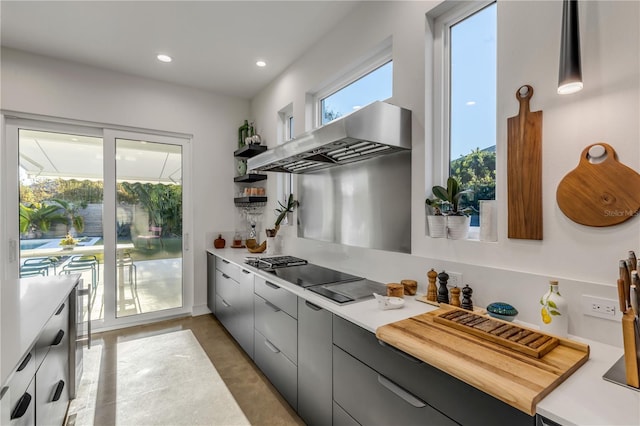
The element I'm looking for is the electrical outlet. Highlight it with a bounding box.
[582,295,621,321]
[448,272,463,288]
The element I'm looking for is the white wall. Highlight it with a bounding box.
[251,0,640,347]
[1,48,250,314]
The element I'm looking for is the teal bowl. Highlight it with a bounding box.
[486,302,518,322]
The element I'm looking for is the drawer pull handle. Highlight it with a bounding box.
[305,300,323,311]
[17,352,32,371]
[52,330,65,346]
[377,375,426,408]
[221,259,230,264]
[264,339,281,353]
[222,273,230,279]
[242,269,251,274]
[265,281,280,290]
[378,340,423,364]
[55,303,65,315]
[264,300,281,312]
[10,392,32,419]
[52,380,65,402]
[221,299,231,308]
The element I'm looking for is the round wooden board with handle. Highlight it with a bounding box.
[556,143,640,226]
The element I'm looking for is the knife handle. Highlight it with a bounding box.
[621,260,631,310]
[618,279,627,313]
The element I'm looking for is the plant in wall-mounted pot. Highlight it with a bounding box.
[265,194,299,255]
[426,177,475,240]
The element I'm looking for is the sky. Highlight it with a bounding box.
[319,3,497,162]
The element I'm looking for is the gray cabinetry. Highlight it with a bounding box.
[333,315,534,426]
[298,298,333,426]
[333,345,457,426]
[2,294,72,426]
[206,252,216,314]
[253,275,298,409]
[213,258,254,358]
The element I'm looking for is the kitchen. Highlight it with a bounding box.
[1,1,639,425]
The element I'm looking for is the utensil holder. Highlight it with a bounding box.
[621,309,640,388]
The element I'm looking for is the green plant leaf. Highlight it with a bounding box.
[432,186,449,202]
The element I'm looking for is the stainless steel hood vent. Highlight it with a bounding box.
[247,101,411,174]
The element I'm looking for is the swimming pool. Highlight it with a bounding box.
[20,237,101,250]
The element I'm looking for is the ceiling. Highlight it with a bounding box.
[1,1,361,99]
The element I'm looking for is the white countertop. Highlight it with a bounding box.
[209,249,640,425]
[1,274,80,386]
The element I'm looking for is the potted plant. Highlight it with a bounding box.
[59,233,79,250]
[265,194,298,254]
[426,177,475,239]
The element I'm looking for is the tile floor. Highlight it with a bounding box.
[80,315,303,425]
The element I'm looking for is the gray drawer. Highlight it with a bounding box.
[215,295,253,358]
[333,346,456,426]
[34,301,69,369]
[254,276,297,319]
[215,257,240,282]
[333,315,534,426]
[6,349,35,412]
[216,270,244,308]
[254,294,297,364]
[36,342,69,426]
[333,401,360,426]
[254,330,297,410]
[6,378,35,426]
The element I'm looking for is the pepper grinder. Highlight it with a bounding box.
[461,284,473,311]
[427,269,438,302]
[437,271,449,304]
[450,286,461,307]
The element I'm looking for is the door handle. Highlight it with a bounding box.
[17,352,32,371]
[264,339,281,354]
[55,303,65,315]
[377,374,426,408]
[52,330,65,346]
[221,259,230,264]
[221,299,231,308]
[222,273,230,279]
[52,380,65,402]
[265,281,280,290]
[242,269,251,274]
[305,300,323,311]
[10,392,32,419]
[264,300,281,312]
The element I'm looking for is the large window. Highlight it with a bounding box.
[434,1,496,227]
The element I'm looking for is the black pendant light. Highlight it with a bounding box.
[558,0,583,94]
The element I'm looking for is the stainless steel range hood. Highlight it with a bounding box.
[247,101,411,174]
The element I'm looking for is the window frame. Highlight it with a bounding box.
[313,38,393,128]
[277,104,294,218]
[431,0,496,187]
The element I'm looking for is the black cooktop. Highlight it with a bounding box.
[270,263,362,288]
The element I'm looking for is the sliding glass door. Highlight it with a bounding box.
[6,120,191,331]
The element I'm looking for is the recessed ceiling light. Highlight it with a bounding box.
[157,54,172,63]
[256,60,266,67]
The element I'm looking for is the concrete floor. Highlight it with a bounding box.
[88,315,304,425]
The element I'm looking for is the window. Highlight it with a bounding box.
[277,104,294,219]
[319,61,393,125]
[314,38,393,127]
[433,2,496,228]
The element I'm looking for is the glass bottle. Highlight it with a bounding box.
[539,280,568,337]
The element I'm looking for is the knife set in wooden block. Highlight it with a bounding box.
[617,251,640,388]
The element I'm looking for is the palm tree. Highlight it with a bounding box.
[50,198,85,234]
[19,202,66,238]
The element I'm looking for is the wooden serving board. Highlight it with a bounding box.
[434,307,558,358]
[507,85,543,240]
[376,306,589,415]
[556,143,640,227]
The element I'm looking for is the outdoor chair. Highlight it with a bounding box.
[137,226,164,249]
[117,251,137,290]
[20,257,53,277]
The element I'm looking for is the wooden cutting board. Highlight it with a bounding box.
[507,85,543,240]
[376,306,589,415]
[556,143,640,226]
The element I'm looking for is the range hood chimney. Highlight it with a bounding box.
[247,101,411,174]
